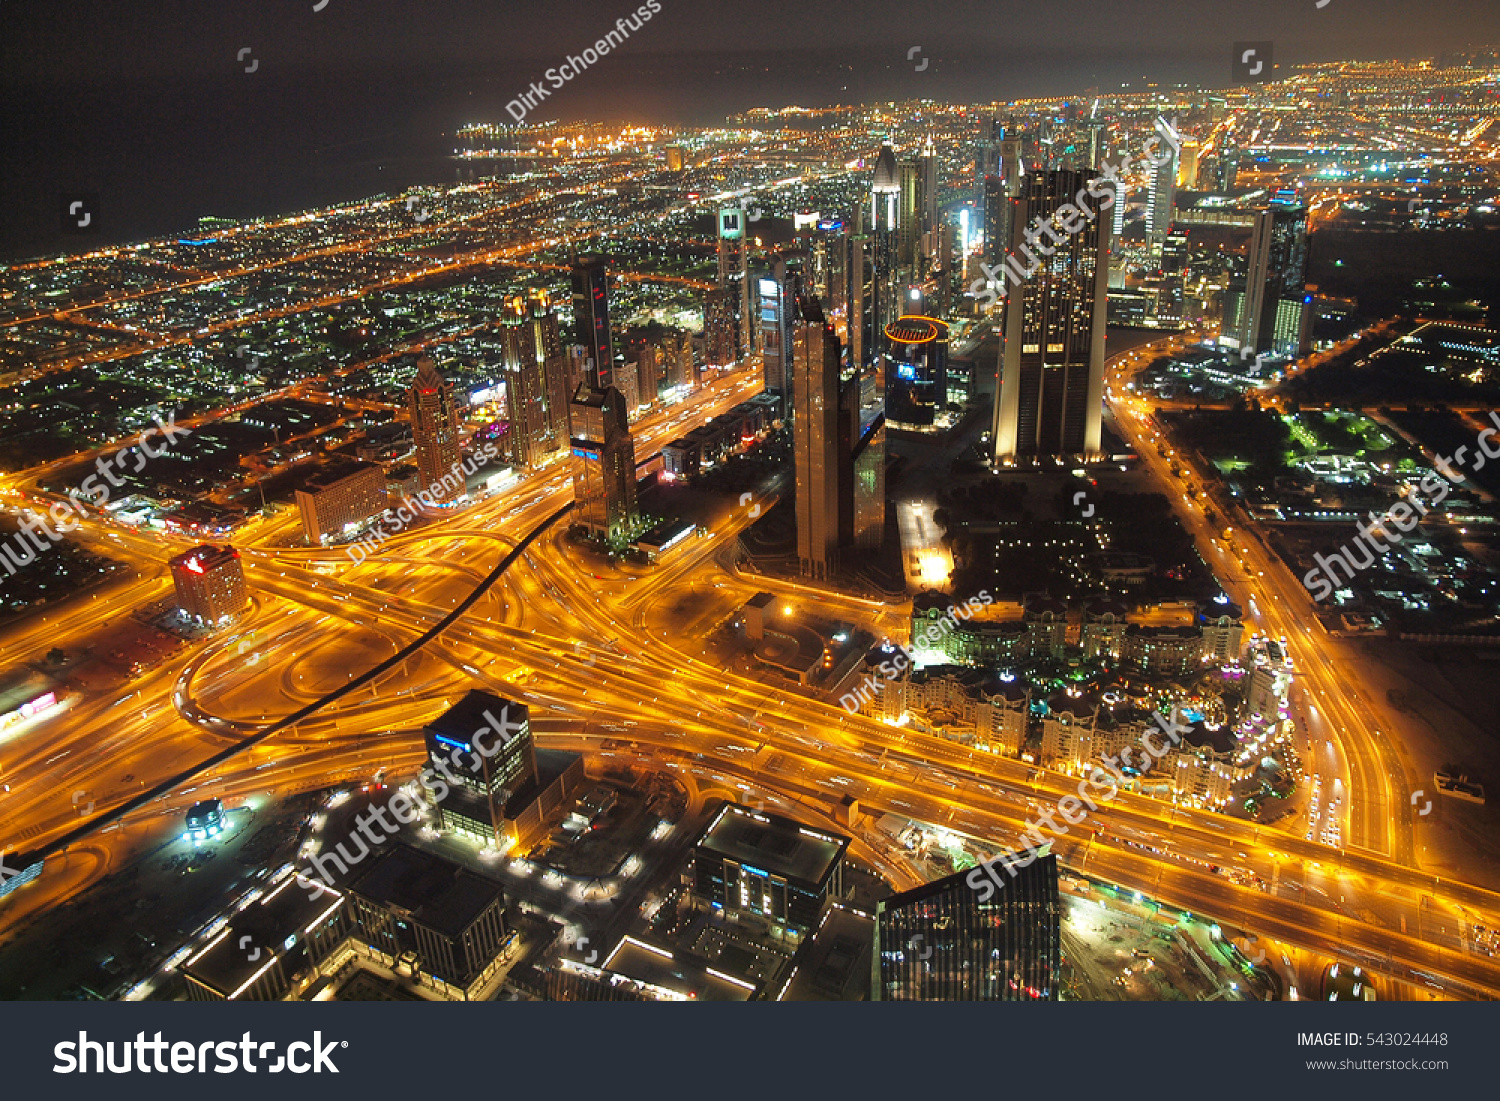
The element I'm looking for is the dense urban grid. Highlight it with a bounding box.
[4,50,1500,1004]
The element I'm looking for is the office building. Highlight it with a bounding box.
[691,802,850,943]
[635,343,660,406]
[425,690,538,846]
[570,386,639,542]
[703,287,737,370]
[500,290,571,469]
[663,145,686,172]
[169,544,249,626]
[884,315,949,427]
[614,361,641,417]
[296,462,388,545]
[760,254,802,398]
[408,357,463,502]
[717,207,753,359]
[792,295,842,578]
[1222,203,1310,358]
[347,844,509,996]
[571,255,615,389]
[868,143,902,368]
[1146,118,1178,246]
[1155,230,1189,326]
[873,854,1060,1001]
[183,873,347,1002]
[991,168,1109,463]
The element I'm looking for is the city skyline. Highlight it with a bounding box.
[4,1,1500,1033]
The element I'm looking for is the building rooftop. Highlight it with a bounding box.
[426,689,525,750]
[348,844,505,939]
[182,872,343,999]
[695,803,849,889]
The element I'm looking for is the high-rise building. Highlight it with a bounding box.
[992,169,1109,464]
[635,344,660,407]
[614,360,641,417]
[868,144,903,369]
[703,288,737,371]
[296,462,389,544]
[570,386,639,542]
[760,254,803,398]
[347,844,509,993]
[1223,203,1310,358]
[873,853,1061,1001]
[792,296,842,579]
[500,290,570,468]
[691,802,850,943]
[169,544,249,625]
[884,315,949,427]
[425,690,538,845]
[408,357,463,501]
[571,255,615,389]
[1177,139,1201,190]
[1146,118,1178,246]
[1155,231,1189,326]
[717,207,753,359]
[663,145,686,172]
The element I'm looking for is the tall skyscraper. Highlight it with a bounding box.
[884,315,949,427]
[717,207,753,360]
[500,290,571,469]
[992,169,1109,464]
[792,296,842,579]
[760,254,803,398]
[703,288,737,371]
[868,143,903,371]
[1146,118,1178,247]
[571,255,615,389]
[873,853,1061,1001]
[408,357,463,500]
[1223,203,1310,358]
[1155,230,1189,326]
[636,343,660,406]
[425,690,538,845]
[570,386,639,543]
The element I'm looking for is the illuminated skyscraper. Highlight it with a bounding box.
[571,255,615,389]
[760,253,803,398]
[992,169,1109,463]
[873,853,1061,1001]
[500,290,571,468]
[1146,118,1179,246]
[1155,231,1189,326]
[884,315,949,427]
[868,143,903,369]
[569,386,638,543]
[1223,203,1310,358]
[703,288,737,370]
[717,207,753,359]
[408,357,463,500]
[792,296,842,578]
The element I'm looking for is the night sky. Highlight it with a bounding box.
[2,0,1498,257]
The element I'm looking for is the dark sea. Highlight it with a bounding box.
[0,46,1223,262]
